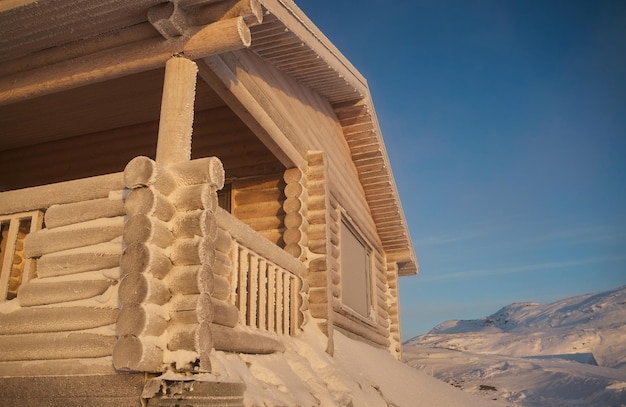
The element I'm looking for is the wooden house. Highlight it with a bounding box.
[0,0,418,405]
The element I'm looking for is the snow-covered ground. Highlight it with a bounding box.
[205,321,499,406]
[403,286,626,406]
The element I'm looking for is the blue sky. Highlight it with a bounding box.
[297,0,626,338]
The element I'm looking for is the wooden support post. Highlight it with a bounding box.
[155,57,198,166]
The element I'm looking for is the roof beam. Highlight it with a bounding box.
[196,54,305,169]
[0,17,251,106]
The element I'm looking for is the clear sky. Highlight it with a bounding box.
[296,0,626,338]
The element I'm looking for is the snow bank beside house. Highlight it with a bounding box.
[208,322,497,406]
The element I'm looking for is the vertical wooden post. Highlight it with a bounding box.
[155,57,198,166]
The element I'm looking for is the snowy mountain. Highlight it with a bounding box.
[403,286,626,406]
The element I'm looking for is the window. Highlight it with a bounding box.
[0,211,43,301]
[217,183,232,213]
[340,218,372,318]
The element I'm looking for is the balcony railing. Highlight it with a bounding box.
[0,211,43,301]
[0,175,306,339]
[215,208,306,336]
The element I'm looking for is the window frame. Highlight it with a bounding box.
[338,211,376,321]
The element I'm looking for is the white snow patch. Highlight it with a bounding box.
[209,321,496,406]
[404,285,626,406]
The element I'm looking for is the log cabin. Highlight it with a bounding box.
[0,0,418,405]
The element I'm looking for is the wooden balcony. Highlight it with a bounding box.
[0,164,305,374]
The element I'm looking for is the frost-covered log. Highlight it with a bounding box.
[0,333,116,361]
[211,274,230,301]
[113,335,164,372]
[168,157,225,190]
[44,197,125,229]
[36,242,123,277]
[171,209,217,239]
[212,324,285,354]
[120,242,172,279]
[0,307,118,335]
[125,186,176,221]
[167,323,285,355]
[123,214,175,249]
[169,236,215,266]
[116,304,169,337]
[167,323,202,352]
[169,294,238,328]
[212,248,232,277]
[164,265,201,295]
[24,217,125,258]
[0,173,124,215]
[124,156,178,194]
[118,272,171,305]
[170,184,218,212]
[155,57,197,166]
[17,280,114,307]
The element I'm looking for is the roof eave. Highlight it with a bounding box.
[254,0,419,276]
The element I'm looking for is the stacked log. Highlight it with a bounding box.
[304,152,333,334]
[232,174,285,246]
[282,167,309,332]
[282,168,308,261]
[114,155,228,373]
[385,262,402,358]
[114,156,286,373]
[304,151,392,351]
[374,252,391,326]
[0,185,125,371]
[326,197,342,313]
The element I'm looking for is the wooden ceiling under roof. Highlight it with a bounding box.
[0,68,283,190]
[0,0,417,275]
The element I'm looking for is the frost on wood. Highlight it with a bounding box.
[0,176,124,374]
[115,156,224,373]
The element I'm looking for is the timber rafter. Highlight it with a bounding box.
[0,0,262,105]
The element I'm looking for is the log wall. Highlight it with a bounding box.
[304,152,333,335]
[114,156,289,374]
[231,173,286,247]
[303,152,393,351]
[0,176,125,376]
[114,155,227,373]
